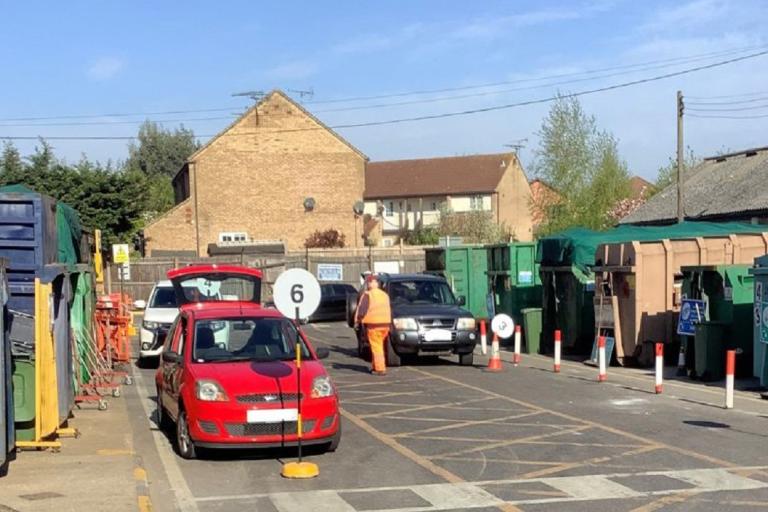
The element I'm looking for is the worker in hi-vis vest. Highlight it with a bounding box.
[355,274,392,375]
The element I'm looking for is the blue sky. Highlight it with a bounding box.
[1,0,767,179]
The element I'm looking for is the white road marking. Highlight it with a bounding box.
[671,468,768,491]
[410,482,502,509]
[194,466,768,510]
[133,368,200,512]
[544,475,642,500]
[271,490,356,512]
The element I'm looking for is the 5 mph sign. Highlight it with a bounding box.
[273,268,321,321]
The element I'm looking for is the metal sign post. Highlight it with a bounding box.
[273,268,322,479]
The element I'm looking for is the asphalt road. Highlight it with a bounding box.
[125,321,768,512]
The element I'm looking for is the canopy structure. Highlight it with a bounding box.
[537,221,768,270]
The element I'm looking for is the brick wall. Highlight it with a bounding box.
[145,91,367,256]
[495,156,534,241]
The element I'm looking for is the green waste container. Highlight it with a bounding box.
[539,265,595,355]
[749,255,768,386]
[681,265,754,377]
[12,357,35,442]
[486,242,542,346]
[694,321,727,381]
[521,308,542,355]
[425,245,489,318]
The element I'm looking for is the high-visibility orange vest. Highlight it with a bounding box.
[362,288,391,325]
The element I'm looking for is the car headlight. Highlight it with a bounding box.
[195,380,228,402]
[143,321,160,330]
[311,376,334,399]
[393,317,418,330]
[457,318,476,330]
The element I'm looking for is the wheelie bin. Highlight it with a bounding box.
[694,321,727,381]
[521,308,543,354]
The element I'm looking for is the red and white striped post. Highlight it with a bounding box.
[597,336,607,382]
[479,319,488,355]
[513,325,522,366]
[725,349,736,409]
[655,342,664,394]
[554,329,562,373]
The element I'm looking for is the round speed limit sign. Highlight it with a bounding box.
[491,313,515,339]
[273,268,322,321]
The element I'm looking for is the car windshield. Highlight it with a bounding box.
[192,317,311,363]
[174,274,261,303]
[150,287,177,308]
[387,280,457,305]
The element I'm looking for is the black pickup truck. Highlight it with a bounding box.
[346,273,478,366]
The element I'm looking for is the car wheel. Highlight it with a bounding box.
[459,352,474,366]
[156,388,173,431]
[176,409,197,460]
[326,423,342,453]
[386,336,401,367]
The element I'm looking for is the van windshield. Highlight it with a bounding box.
[192,317,310,363]
[387,280,457,305]
[150,287,177,308]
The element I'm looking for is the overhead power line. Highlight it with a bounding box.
[0,116,236,128]
[0,107,248,123]
[688,113,768,119]
[686,94,768,106]
[686,90,768,100]
[1,48,767,141]
[304,43,768,104]
[0,43,766,125]
[687,103,768,112]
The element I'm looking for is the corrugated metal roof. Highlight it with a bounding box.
[621,147,768,224]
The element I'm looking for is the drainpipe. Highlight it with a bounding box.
[192,162,201,256]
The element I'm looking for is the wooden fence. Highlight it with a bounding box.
[107,246,428,302]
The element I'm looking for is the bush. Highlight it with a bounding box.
[401,227,440,245]
[304,229,346,248]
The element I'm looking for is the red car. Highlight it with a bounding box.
[155,265,341,459]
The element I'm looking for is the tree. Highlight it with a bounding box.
[123,121,199,217]
[0,141,146,245]
[655,147,699,191]
[532,95,631,234]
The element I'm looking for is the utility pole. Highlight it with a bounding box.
[677,90,684,223]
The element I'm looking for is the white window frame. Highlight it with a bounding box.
[382,239,393,247]
[470,195,484,210]
[386,201,394,217]
[219,231,248,243]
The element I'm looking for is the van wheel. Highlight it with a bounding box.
[176,409,197,460]
[459,352,474,366]
[386,336,401,367]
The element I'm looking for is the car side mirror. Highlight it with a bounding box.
[133,299,147,310]
[315,347,330,360]
[162,351,180,363]
[457,295,466,306]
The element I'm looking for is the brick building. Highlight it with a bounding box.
[144,90,368,256]
[364,153,534,245]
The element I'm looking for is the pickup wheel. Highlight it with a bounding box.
[459,352,474,366]
[386,336,401,367]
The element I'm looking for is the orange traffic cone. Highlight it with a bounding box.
[485,333,503,372]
